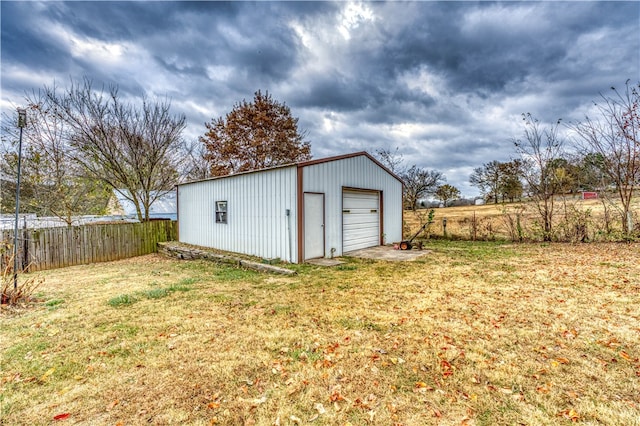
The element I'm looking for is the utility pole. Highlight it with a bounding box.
[13,108,27,290]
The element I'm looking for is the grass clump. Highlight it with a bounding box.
[142,288,169,299]
[107,293,138,307]
[44,298,64,308]
[107,276,200,307]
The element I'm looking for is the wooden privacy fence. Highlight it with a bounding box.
[1,220,177,272]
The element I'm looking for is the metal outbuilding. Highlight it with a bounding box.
[177,152,403,263]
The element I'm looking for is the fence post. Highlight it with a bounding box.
[22,226,29,272]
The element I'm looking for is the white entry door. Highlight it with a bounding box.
[304,193,325,260]
[343,190,380,252]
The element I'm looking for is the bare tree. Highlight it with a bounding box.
[46,78,186,221]
[435,184,461,207]
[470,161,502,204]
[374,147,405,175]
[514,113,565,241]
[570,81,640,235]
[402,165,444,210]
[1,92,110,224]
[373,147,444,210]
[182,139,212,181]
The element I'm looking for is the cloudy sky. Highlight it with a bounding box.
[1,1,639,196]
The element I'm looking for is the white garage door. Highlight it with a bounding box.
[343,190,380,253]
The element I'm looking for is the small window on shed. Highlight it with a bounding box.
[215,201,227,224]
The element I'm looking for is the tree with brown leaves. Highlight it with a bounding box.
[44,78,187,222]
[200,91,311,176]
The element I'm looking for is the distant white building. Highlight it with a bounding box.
[111,190,177,220]
[177,152,403,263]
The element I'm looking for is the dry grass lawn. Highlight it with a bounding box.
[1,241,639,425]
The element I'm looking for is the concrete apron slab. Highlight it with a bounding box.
[305,258,345,266]
[344,245,430,261]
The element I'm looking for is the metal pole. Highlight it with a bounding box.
[13,108,26,290]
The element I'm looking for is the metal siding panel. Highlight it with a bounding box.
[302,155,402,256]
[178,166,297,262]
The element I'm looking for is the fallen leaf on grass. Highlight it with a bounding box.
[441,360,454,377]
[41,368,56,382]
[53,413,70,421]
[599,338,620,348]
[353,398,371,410]
[565,390,579,399]
[329,390,345,402]
[107,400,119,411]
[557,408,580,422]
[619,351,633,361]
[536,384,551,394]
[414,382,434,393]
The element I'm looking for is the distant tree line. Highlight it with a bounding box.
[374,81,638,241]
[470,81,639,240]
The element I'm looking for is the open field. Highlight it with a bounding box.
[404,195,640,242]
[2,241,639,425]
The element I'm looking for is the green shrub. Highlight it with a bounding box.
[108,294,138,307]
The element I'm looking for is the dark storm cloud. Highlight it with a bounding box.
[0,2,72,72]
[1,1,639,197]
[138,2,309,95]
[44,2,176,40]
[349,2,638,99]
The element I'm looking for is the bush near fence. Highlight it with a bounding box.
[0,220,177,272]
